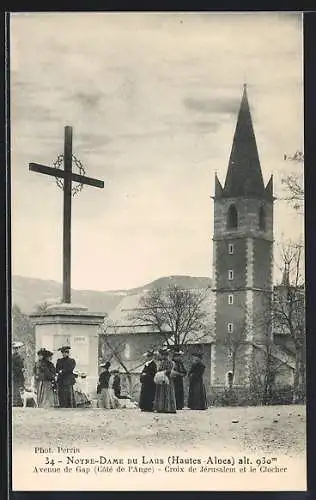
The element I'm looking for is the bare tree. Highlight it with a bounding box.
[98,319,147,396]
[252,334,290,406]
[130,285,212,348]
[223,303,286,404]
[273,241,305,402]
[282,151,304,212]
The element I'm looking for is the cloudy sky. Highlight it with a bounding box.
[10,12,303,291]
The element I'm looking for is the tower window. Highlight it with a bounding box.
[259,206,266,231]
[228,243,234,254]
[124,344,131,359]
[228,294,234,305]
[228,270,234,280]
[227,204,238,229]
[227,323,234,333]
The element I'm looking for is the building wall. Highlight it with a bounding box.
[212,341,253,387]
[274,364,294,387]
[252,346,294,390]
[215,239,247,289]
[252,291,273,344]
[213,194,273,388]
[253,238,273,289]
[215,291,246,343]
[213,198,273,241]
[99,332,164,372]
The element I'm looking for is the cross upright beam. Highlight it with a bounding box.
[29,125,104,304]
[63,126,72,303]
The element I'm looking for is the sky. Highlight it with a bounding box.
[10,12,304,291]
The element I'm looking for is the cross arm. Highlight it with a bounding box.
[29,163,104,189]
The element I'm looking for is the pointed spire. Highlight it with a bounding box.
[265,175,274,199]
[214,172,223,198]
[223,85,265,198]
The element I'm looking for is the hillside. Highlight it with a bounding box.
[11,275,212,315]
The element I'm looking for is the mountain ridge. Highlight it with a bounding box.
[12,274,213,315]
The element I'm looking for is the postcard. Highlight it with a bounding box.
[10,11,305,491]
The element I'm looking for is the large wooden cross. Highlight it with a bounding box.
[29,126,104,304]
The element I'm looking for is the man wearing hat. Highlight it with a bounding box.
[12,341,25,407]
[56,346,76,408]
[139,350,157,412]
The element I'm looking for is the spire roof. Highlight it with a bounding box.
[223,85,266,198]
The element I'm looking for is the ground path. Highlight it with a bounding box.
[13,404,305,456]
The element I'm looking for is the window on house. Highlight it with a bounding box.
[124,343,131,359]
[227,204,238,229]
[227,323,234,333]
[225,370,234,388]
[259,206,266,231]
[228,294,234,305]
[228,243,234,254]
[228,270,234,280]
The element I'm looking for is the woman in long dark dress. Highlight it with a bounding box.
[154,348,177,414]
[188,352,207,410]
[139,350,157,412]
[12,341,25,407]
[34,349,58,408]
[172,349,187,410]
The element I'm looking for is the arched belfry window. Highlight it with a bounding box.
[227,204,238,229]
[259,206,266,231]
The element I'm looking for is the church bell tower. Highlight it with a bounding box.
[212,85,274,387]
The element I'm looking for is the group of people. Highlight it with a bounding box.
[12,340,208,413]
[139,347,207,413]
[12,341,90,408]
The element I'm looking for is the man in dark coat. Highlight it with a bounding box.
[188,352,207,410]
[112,370,122,399]
[56,346,76,408]
[139,350,157,412]
[12,341,25,407]
[171,349,187,410]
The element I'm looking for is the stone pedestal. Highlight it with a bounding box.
[30,303,105,397]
